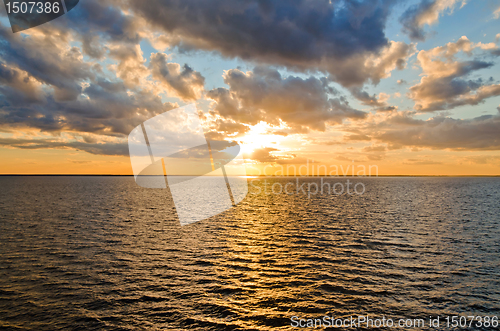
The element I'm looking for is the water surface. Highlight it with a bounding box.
[0,176,499,330]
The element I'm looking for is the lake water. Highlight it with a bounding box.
[0,176,499,330]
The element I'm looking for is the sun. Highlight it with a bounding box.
[237,122,286,154]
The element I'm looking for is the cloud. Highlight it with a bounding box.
[409,36,500,112]
[494,6,500,19]
[327,40,415,87]
[275,156,313,165]
[3,0,499,162]
[0,62,44,104]
[149,53,205,100]
[345,134,372,141]
[0,73,177,136]
[403,158,442,165]
[246,147,312,164]
[129,0,413,87]
[0,26,96,101]
[0,8,190,140]
[247,147,279,163]
[350,87,386,107]
[208,118,251,137]
[400,0,466,41]
[44,0,144,57]
[108,44,150,88]
[461,155,500,165]
[375,111,500,151]
[349,87,397,112]
[0,137,128,156]
[206,67,367,134]
[363,145,387,152]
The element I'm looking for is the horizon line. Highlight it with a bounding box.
[1,174,500,177]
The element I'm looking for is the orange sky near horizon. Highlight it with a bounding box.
[2,146,500,176]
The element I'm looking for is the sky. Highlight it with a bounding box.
[0,0,500,175]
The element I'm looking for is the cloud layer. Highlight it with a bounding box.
[206,67,366,135]
[1,0,500,163]
[129,0,413,87]
[376,110,500,151]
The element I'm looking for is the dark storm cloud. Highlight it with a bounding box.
[128,0,412,87]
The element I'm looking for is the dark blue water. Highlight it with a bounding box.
[0,176,499,330]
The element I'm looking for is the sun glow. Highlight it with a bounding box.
[237,122,287,154]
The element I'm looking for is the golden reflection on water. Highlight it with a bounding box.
[201,178,500,329]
